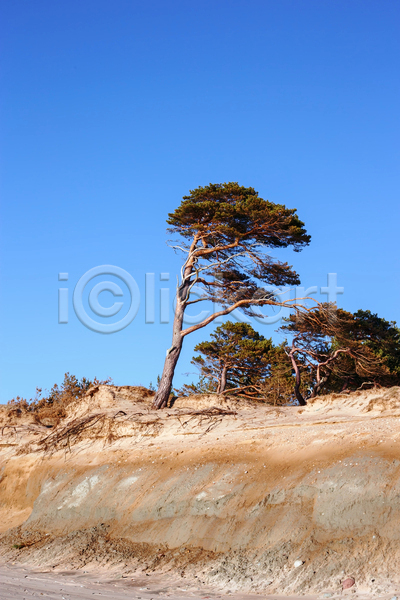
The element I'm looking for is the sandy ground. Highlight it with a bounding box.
[2,385,400,597]
[0,563,319,600]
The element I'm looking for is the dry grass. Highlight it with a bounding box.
[6,373,113,427]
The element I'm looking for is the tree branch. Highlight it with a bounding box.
[181,297,315,338]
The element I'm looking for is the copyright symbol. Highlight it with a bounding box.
[73,265,140,334]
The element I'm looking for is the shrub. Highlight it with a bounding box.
[7,373,112,426]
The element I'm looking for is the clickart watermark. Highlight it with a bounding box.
[58,266,344,334]
[59,266,140,334]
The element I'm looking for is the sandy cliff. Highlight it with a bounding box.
[1,385,400,597]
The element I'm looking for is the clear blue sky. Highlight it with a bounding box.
[1,0,399,402]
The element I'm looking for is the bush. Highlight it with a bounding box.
[7,373,112,426]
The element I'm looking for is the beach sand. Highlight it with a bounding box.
[0,563,319,600]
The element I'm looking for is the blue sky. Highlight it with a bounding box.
[1,0,399,402]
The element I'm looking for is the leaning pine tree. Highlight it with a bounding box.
[153,182,311,409]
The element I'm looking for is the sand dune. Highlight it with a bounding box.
[1,385,400,598]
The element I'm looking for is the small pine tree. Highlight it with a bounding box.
[190,321,274,394]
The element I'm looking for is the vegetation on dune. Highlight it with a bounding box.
[7,373,112,425]
[7,183,400,412]
[6,306,400,414]
[178,306,400,405]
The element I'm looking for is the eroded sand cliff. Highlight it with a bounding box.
[1,385,400,598]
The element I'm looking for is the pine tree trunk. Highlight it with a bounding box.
[153,300,185,409]
[309,365,330,398]
[309,376,329,398]
[218,364,228,394]
[289,351,306,406]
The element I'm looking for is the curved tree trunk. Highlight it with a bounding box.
[309,374,330,398]
[153,301,185,409]
[309,349,351,399]
[288,350,306,406]
[217,364,228,394]
[153,235,203,409]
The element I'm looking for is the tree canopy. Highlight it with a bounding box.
[168,182,310,316]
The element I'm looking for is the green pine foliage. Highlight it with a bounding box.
[191,321,274,391]
[177,321,296,404]
[168,182,311,311]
